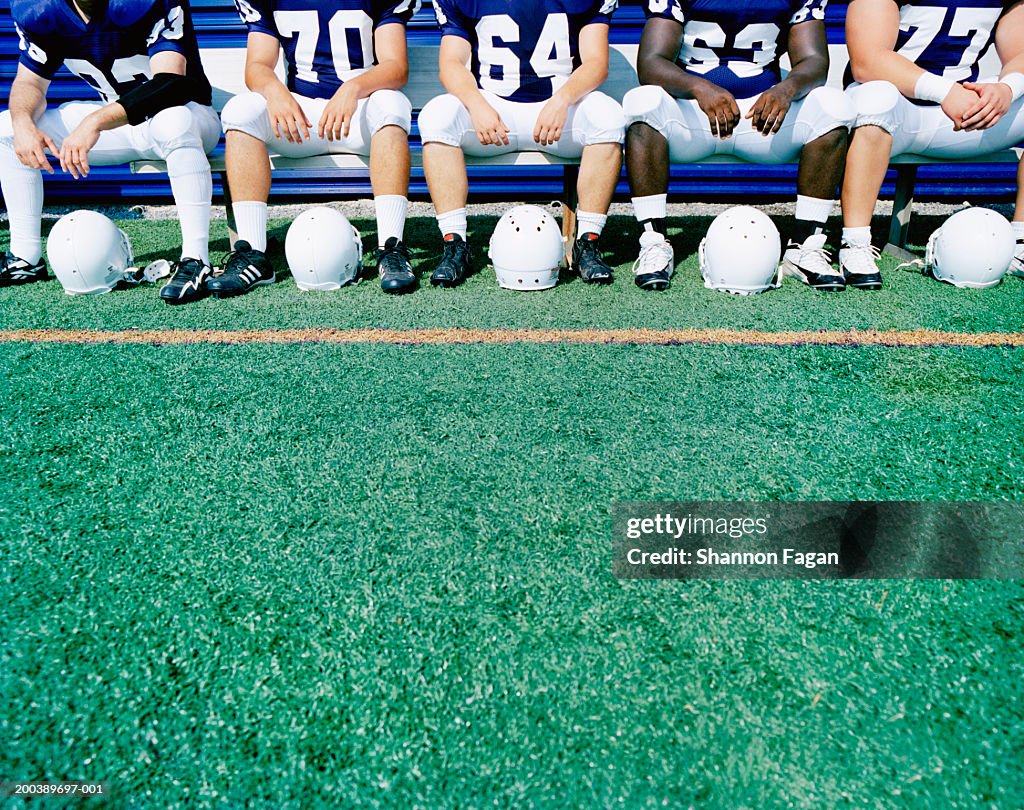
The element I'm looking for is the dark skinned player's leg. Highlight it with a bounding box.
[792,126,848,246]
[626,122,670,234]
[626,121,675,290]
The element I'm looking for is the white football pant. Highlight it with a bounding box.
[622,84,855,163]
[848,79,1024,158]
[0,101,219,264]
[220,89,412,156]
[417,90,626,156]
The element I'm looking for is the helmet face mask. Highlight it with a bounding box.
[47,210,135,295]
[699,206,782,295]
[926,207,1013,289]
[488,205,564,291]
[285,207,363,291]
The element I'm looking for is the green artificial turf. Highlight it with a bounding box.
[2,343,1023,807]
[1,214,1022,333]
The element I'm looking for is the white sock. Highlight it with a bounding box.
[375,194,408,248]
[576,211,607,237]
[1012,221,1024,242]
[166,145,213,265]
[232,201,268,252]
[0,139,44,263]
[632,194,667,223]
[842,226,872,248]
[795,195,835,225]
[437,208,467,240]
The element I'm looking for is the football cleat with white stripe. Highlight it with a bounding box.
[160,257,214,304]
[0,252,49,287]
[207,242,276,299]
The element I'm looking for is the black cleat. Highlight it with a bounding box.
[207,241,275,298]
[377,237,417,294]
[0,252,48,287]
[160,257,213,304]
[430,234,472,288]
[573,233,614,284]
[781,234,845,292]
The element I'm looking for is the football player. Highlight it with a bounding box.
[418,0,625,287]
[219,0,419,295]
[0,0,219,303]
[623,0,855,291]
[841,0,1024,287]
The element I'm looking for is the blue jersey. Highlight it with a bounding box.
[13,0,211,106]
[893,0,1003,83]
[644,0,827,98]
[233,0,420,99]
[433,0,617,103]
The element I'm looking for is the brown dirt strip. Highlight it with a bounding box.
[0,328,1022,348]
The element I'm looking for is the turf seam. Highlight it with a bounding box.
[0,328,1022,348]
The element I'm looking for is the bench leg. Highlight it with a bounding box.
[562,165,579,268]
[221,170,239,249]
[884,164,918,261]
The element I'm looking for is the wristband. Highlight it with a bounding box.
[914,72,956,104]
[1000,72,1024,102]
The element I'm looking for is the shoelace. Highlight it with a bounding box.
[220,248,257,278]
[632,235,673,277]
[843,244,881,276]
[797,241,834,272]
[380,243,411,271]
[441,239,468,267]
[172,258,208,281]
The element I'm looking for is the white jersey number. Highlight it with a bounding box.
[273,8,374,84]
[898,6,1002,81]
[64,55,153,103]
[477,13,572,97]
[680,21,782,78]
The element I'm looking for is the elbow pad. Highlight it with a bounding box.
[119,73,201,126]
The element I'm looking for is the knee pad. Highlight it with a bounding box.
[803,86,857,140]
[576,92,626,145]
[417,94,468,146]
[0,110,13,143]
[220,91,271,140]
[849,81,901,133]
[149,105,202,154]
[365,89,412,134]
[622,85,670,129]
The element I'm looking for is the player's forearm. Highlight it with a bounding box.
[1001,54,1024,81]
[9,80,48,126]
[245,62,289,98]
[637,54,713,101]
[440,58,489,110]
[552,60,607,108]
[82,102,129,133]
[849,49,931,98]
[342,60,408,100]
[778,55,828,101]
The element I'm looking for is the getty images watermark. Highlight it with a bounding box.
[612,502,1024,579]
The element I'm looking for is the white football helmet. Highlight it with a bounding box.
[926,207,1013,289]
[699,206,782,295]
[489,205,564,290]
[285,207,362,291]
[47,210,134,295]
